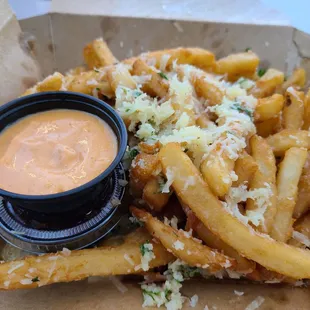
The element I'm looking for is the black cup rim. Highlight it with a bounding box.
[0,91,127,201]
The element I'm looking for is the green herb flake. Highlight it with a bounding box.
[133,90,142,97]
[245,47,252,52]
[32,276,40,283]
[94,69,100,73]
[129,148,139,159]
[284,76,288,81]
[232,103,253,119]
[96,87,100,91]
[158,72,168,80]
[140,241,151,256]
[257,68,267,77]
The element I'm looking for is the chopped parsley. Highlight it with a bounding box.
[232,103,253,119]
[179,265,201,279]
[284,75,288,81]
[125,108,130,112]
[96,87,100,91]
[31,276,40,283]
[94,68,100,73]
[257,68,267,77]
[140,242,152,256]
[245,47,252,52]
[158,72,168,80]
[129,148,139,159]
[133,90,142,97]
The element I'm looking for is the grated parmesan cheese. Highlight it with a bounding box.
[245,296,265,310]
[164,216,179,229]
[234,290,244,296]
[8,262,24,274]
[139,242,155,272]
[20,279,33,285]
[109,276,128,293]
[224,183,273,228]
[189,294,199,307]
[173,240,185,250]
[124,254,135,266]
[161,167,175,193]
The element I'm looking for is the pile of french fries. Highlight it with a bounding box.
[2,38,310,295]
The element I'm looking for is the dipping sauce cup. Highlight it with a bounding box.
[0,92,127,214]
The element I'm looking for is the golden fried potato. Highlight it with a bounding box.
[233,151,258,187]
[266,129,310,156]
[214,51,259,81]
[124,47,215,71]
[282,68,306,91]
[131,206,235,272]
[132,59,169,97]
[83,38,118,69]
[271,147,307,242]
[283,87,305,130]
[142,177,170,212]
[185,210,255,273]
[250,68,285,98]
[107,63,137,92]
[255,116,282,138]
[159,143,310,279]
[294,152,310,219]
[254,94,284,122]
[0,228,173,290]
[246,135,277,233]
[303,89,310,130]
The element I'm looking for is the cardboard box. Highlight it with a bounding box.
[1,0,310,308]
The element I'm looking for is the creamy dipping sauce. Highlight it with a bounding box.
[0,109,118,195]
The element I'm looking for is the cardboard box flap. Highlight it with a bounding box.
[1,1,310,309]
[50,0,290,26]
[0,0,41,103]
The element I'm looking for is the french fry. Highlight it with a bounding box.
[131,207,235,272]
[125,47,216,71]
[130,153,160,196]
[255,116,281,138]
[294,152,310,219]
[185,210,255,273]
[214,51,259,81]
[250,68,285,98]
[138,141,160,154]
[246,135,277,233]
[132,59,169,97]
[21,72,64,96]
[289,213,310,247]
[271,147,308,242]
[194,74,224,105]
[266,129,310,156]
[159,143,310,279]
[66,70,114,98]
[302,89,310,130]
[282,87,305,130]
[36,72,64,92]
[232,151,258,187]
[254,94,284,122]
[0,228,174,290]
[66,66,87,76]
[142,177,170,212]
[83,38,118,69]
[200,147,235,197]
[107,63,137,92]
[282,68,306,91]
